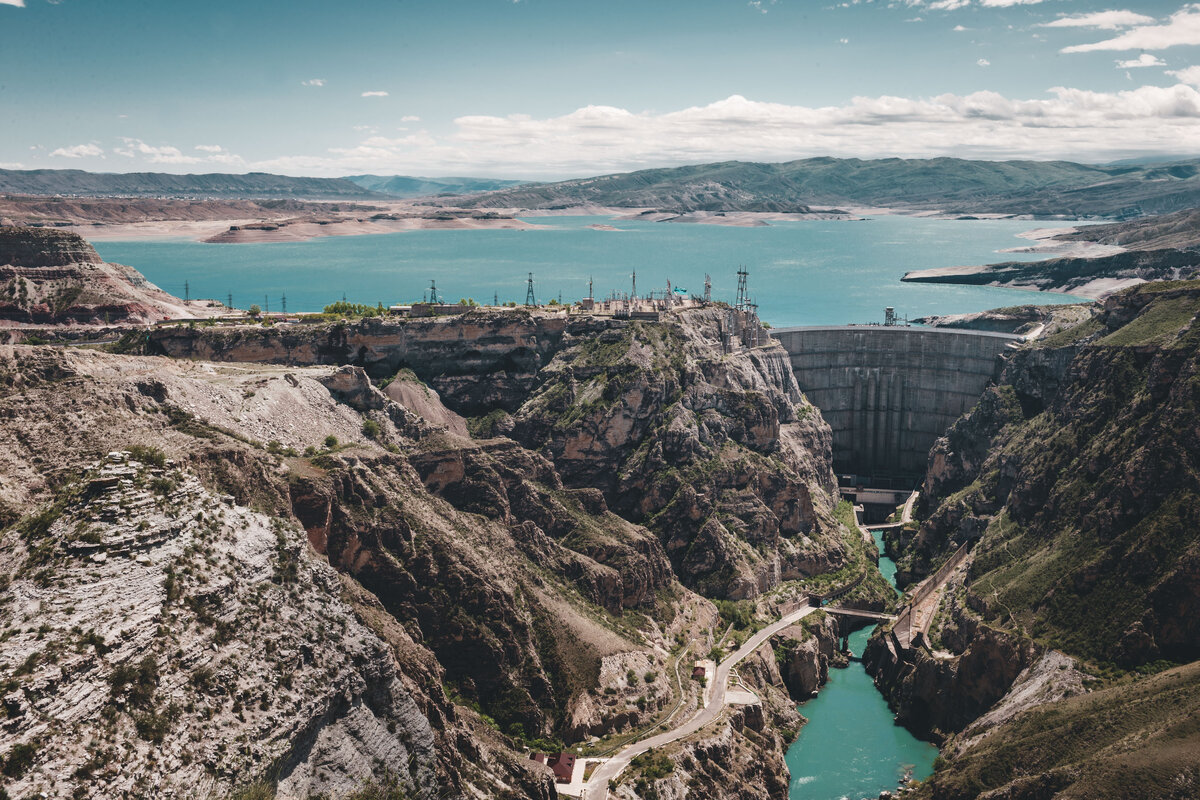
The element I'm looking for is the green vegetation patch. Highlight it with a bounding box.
[1097,296,1198,348]
[919,660,1200,800]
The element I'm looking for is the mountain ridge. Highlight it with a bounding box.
[451,156,1200,218]
[0,169,386,200]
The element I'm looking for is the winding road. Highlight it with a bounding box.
[582,603,818,798]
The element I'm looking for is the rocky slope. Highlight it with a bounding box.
[869,281,1200,797]
[0,305,865,798]
[901,247,1200,299]
[150,308,848,600]
[507,309,843,599]
[0,347,586,799]
[915,303,1093,336]
[0,227,224,327]
[1052,206,1200,252]
[0,347,715,798]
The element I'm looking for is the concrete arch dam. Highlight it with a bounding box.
[772,326,1021,481]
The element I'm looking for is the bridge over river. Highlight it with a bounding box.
[772,325,1023,488]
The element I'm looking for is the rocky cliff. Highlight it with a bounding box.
[870,281,1200,797]
[0,346,571,799]
[151,308,847,601]
[0,226,218,327]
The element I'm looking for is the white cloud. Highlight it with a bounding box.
[49,144,104,159]
[1115,53,1166,68]
[977,58,991,66]
[1168,65,1200,86]
[0,1,26,7]
[400,115,421,122]
[1040,10,1156,31]
[839,37,850,44]
[247,86,1200,179]
[302,78,326,87]
[361,91,389,97]
[920,0,1046,9]
[108,139,247,168]
[953,25,968,31]
[0,162,24,169]
[114,138,198,164]
[1063,5,1200,52]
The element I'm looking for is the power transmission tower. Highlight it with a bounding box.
[588,276,593,301]
[631,270,637,301]
[429,280,439,304]
[525,272,536,306]
[493,291,498,306]
[704,274,711,303]
[227,292,233,309]
[735,267,749,311]
[281,293,287,315]
[184,280,189,302]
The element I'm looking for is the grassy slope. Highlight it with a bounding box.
[919,661,1200,800]
[910,283,1200,798]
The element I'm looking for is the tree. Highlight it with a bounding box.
[248,304,262,318]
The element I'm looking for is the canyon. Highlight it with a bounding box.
[3,222,1200,799]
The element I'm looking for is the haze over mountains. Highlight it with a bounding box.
[4,157,1200,219]
[0,169,384,200]
[454,157,1200,218]
[344,174,530,198]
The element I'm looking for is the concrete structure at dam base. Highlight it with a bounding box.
[772,325,1023,497]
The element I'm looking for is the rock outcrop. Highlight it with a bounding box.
[0,226,218,327]
[149,308,847,600]
[0,345,645,798]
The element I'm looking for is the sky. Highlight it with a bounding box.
[1,0,1198,179]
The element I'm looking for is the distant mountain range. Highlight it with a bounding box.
[5,159,1200,218]
[343,174,531,198]
[454,157,1200,218]
[0,169,384,200]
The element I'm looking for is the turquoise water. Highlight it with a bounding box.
[785,539,935,799]
[91,215,1086,327]
[873,530,900,592]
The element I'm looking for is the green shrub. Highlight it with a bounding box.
[127,445,167,468]
[361,419,382,440]
[0,740,38,778]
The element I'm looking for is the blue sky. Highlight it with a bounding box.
[1,0,1198,178]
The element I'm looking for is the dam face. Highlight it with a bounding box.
[772,326,1021,481]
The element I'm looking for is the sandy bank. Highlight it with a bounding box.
[67,214,546,244]
[998,225,1125,259]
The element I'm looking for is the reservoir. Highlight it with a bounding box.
[92,214,1087,327]
[784,533,935,799]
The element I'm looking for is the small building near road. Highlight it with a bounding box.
[529,752,577,783]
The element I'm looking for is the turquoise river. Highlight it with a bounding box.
[92,214,1058,798]
[92,214,1089,327]
[784,534,935,799]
